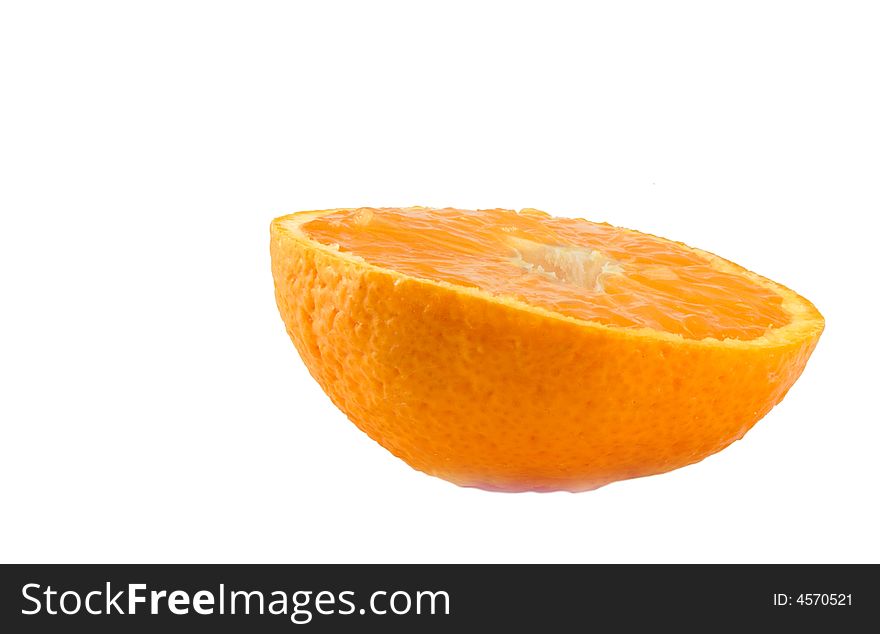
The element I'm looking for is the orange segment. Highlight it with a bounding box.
[271,207,824,492]
[301,207,791,340]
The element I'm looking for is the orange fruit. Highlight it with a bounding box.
[270,207,823,492]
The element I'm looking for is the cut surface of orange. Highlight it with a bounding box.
[271,207,824,492]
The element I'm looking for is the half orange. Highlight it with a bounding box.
[270,207,823,491]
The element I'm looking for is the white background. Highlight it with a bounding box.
[1,1,878,563]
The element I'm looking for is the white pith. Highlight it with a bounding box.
[508,235,624,292]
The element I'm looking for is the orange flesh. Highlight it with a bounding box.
[301,207,790,340]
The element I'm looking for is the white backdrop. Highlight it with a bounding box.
[1,1,877,563]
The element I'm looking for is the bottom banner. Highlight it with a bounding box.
[1,564,874,631]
